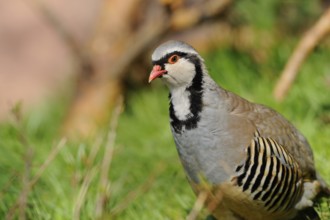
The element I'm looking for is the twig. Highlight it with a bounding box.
[73,168,98,220]
[30,138,67,187]
[5,106,35,220]
[5,138,67,220]
[95,96,123,218]
[273,7,330,101]
[186,191,208,220]
[73,137,102,220]
[0,171,19,200]
[18,139,34,220]
[6,145,32,220]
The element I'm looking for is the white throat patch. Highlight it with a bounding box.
[170,87,192,121]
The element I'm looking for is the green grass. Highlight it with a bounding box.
[1,38,330,220]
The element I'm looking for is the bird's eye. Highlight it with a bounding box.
[168,55,179,64]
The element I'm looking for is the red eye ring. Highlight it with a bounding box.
[168,55,180,64]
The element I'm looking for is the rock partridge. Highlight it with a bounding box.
[148,41,330,220]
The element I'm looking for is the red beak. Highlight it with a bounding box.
[148,65,167,83]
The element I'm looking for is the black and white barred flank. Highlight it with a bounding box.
[234,131,304,213]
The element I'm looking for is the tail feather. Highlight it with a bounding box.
[316,172,330,198]
[293,207,320,220]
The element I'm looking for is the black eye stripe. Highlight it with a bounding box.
[152,51,188,66]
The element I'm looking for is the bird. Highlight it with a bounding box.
[148,40,330,220]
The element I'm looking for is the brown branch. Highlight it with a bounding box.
[273,7,330,101]
[102,0,232,81]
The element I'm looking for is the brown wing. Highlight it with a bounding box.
[250,104,315,178]
[223,90,315,179]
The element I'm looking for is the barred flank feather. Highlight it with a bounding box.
[236,132,304,213]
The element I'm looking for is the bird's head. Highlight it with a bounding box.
[149,41,205,89]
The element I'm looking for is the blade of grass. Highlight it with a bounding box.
[95,96,123,218]
[73,137,102,220]
[73,167,97,220]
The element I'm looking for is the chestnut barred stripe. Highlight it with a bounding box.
[236,134,303,213]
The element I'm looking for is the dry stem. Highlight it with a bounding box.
[5,138,67,220]
[73,137,102,220]
[95,96,124,218]
[186,191,208,220]
[273,7,330,101]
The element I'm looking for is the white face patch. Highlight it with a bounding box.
[161,58,196,89]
